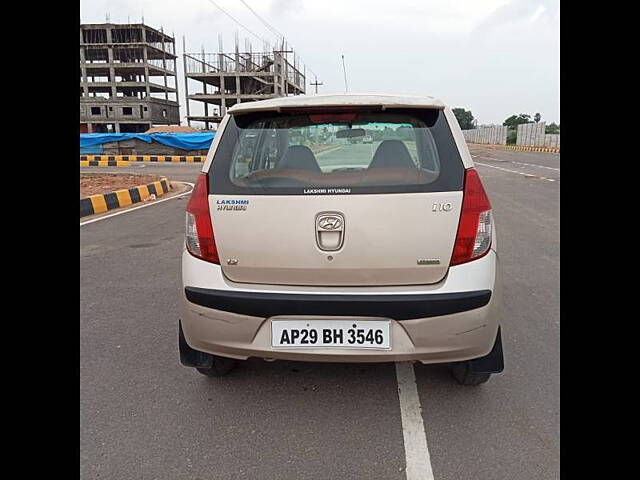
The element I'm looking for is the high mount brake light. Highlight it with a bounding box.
[308,113,358,123]
[450,168,493,266]
[185,173,220,264]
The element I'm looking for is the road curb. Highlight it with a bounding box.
[80,154,204,163]
[80,177,173,217]
[80,160,130,167]
[470,144,560,154]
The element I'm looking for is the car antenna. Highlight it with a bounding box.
[341,54,349,93]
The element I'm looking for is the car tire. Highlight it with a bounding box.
[450,361,491,386]
[196,356,238,377]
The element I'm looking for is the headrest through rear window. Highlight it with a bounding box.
[369,140,416,169]
[277,145,321,172]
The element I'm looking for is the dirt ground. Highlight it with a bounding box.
[80,173,164,198]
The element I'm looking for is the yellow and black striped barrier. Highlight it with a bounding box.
[475,144,560,154]
[80,178,172,218]
[80,160,130,167]
[80,155,204,163]
[502,145,559,153]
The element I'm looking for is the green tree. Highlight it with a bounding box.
[452,108,476,130]
[534,113,541,123]
[545,122,560,134]
[503,114,532,129]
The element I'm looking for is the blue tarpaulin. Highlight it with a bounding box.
[80,133,215,151]
[80,144,104,155]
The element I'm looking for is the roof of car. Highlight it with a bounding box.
[227,94,446,115]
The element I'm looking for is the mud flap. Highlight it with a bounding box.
[179,320,214,368]
[468,326,504,374]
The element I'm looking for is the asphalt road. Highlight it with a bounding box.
[80,162,203,183]
[315,141,422,171]
[316,141,382,170]
[80,145,559,479]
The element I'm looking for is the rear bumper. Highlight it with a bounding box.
[184,287,492,320]
[180,249,501,364]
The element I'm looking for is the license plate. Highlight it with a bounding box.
[271,320,391,349]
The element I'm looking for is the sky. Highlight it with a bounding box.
[80,0,560,126]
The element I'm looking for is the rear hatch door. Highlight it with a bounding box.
[209,108,465,286]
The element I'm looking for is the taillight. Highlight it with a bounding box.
[185,173,220,264]
[450,168,493,266]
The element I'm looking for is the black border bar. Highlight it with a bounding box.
[184,287,492,320]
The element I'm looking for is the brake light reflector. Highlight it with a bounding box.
[185,173,220,264]
[450,168,493,265]
[309,113,358,123]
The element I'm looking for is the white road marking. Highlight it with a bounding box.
[396,362,434,480]
[475,162,557,182]
[474,155,560,172]
[510,160,559,171]
[80,182,194,226]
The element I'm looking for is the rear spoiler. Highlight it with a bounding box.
[229,105,446,116]
[228,99,446,116]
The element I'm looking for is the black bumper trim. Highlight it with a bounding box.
[184,287,492,321]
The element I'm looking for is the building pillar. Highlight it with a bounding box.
[143,47,151,99]
[80,29,89,98]
[80,47,89,97]
[172,35,179,119]
[202,46,208,128]
[161,31,169,124]
[204,87,209,129]
[182,36,191,126]
[106,28,117,99]
[142,28,151,99]
[220,75,226,117]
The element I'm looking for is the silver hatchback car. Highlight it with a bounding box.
[180,94,503,385]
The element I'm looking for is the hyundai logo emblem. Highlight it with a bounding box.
[318,216,342,230]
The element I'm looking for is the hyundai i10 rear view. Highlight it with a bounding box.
[179,94,503,385]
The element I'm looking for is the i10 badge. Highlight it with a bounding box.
[432,202,452,212]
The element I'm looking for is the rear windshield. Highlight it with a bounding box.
[210,108,464,195]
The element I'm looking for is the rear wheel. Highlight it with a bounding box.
[196,355,238,377]
[450,361,491,386]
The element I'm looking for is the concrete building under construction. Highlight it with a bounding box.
[183,37,306,129]
[80,23,180,133]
